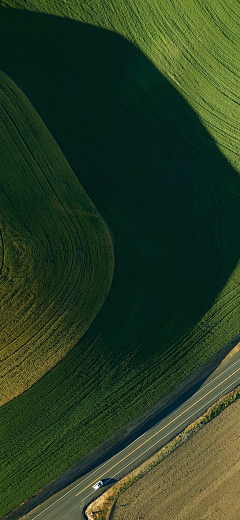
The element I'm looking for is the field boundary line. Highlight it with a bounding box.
[76,365,240,495]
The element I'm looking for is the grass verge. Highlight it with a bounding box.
[86,383,240,519]
[1,1,240,515]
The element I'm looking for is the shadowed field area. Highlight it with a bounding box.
[0,70,114,405]
[1,1,240,515]
[112,399,240,520]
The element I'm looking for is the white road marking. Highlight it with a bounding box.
[31,357,240,518]
[109,376,240,480]
[79,375,240,505]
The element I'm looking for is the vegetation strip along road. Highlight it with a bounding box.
[77,363,240,494]
[23,355,240,519]
[109,390,240,520]
[1,0,240,516]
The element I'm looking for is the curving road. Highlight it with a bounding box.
[23,351,240,520]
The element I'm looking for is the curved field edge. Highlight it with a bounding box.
[86,383,240,520]
[0,70,114,405]
[1,1,240,516]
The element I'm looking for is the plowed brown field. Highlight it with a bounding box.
[112,399,240,520]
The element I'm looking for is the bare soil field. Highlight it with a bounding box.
[112,399,240,520]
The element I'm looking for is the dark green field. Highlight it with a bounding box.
[0,70,114,406]
[1,0,240,516]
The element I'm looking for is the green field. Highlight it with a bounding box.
[0,70,114,407]
[1,0,240,515]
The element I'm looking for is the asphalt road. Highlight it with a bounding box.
[24,351,240,520]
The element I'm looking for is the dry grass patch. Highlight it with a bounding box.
[112,400,240,519]
[220,341,240,364]
[87,385,240,520]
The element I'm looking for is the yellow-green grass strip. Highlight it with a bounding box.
[0,70,114,406]
[86,384,240,520]
[1,0,240,516]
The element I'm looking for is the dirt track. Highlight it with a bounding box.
[112,399,240,520]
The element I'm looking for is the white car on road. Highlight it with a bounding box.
[92,480,103,490]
